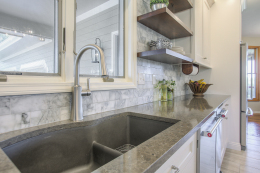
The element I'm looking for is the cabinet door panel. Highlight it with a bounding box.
[194,0,203,61]
[202,0,211,65]
[155,134,197,173]
[181,154,196,173]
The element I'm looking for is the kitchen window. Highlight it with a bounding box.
[248,46,260,101]
[0,0,62,76]
[0,0,137,96]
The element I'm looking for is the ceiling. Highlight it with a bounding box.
[242,0,260,37]
[0,0,54,26]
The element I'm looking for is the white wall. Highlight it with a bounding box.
[243,37,260,46]
[242,37,260,112]
[192,0,242,150]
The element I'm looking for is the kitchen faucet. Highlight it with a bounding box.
[71,44,113,122]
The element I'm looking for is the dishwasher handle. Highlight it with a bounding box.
[202,118,223,137]
[219,109,228,118]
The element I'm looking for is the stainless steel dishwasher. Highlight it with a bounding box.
[197,104,228,173]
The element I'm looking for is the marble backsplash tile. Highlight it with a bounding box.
[0,57,191,134]
[0,1,191,134]
[0,98,10,116]
[0,93,72,134]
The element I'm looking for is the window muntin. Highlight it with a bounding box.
[0,0,61,76]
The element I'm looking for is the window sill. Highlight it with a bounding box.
[248,99,260,102]
[0,81,73,96]
[0,77,137,96]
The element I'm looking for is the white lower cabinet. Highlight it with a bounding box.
[155,133,197,173]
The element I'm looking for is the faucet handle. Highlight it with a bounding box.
[87,78,90,90]
[82,78,91,96]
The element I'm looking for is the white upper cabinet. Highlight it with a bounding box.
[202,0,211,66]
[174,0,212,68]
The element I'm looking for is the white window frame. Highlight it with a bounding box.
[0,0,137,96]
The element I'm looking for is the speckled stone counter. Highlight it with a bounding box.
[0,94,230,173]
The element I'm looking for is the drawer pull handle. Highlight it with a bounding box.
[171,165,180,173]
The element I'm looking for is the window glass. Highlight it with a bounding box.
[76,0,124,77]
[0,0,60,75]
[247,48,257,99]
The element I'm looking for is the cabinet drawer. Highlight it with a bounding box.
[155,133,197,173]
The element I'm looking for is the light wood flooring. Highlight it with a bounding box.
[221,113,260,173]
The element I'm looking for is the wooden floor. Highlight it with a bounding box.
[221,113,260,173]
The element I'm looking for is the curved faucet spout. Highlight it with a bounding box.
[74,44,108,86]
[71,44,108,122]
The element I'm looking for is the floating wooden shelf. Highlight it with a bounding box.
[137,8,193,39]
[137,49,193,64]
[168,0,193,13]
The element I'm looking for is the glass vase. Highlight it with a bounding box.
[167,90,174,101]
[161,84,168,102]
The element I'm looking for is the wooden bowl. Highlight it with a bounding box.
[186,83,213,97]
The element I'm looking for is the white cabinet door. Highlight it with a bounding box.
[155,133,197,173]
[191,0,212,67]
[202,0,211,65]
[180,154,197,173]
[194,0,203,61]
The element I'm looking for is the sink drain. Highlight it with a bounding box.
[115,144,135,153]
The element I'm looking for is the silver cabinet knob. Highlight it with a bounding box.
[203,57,207,59]
[171,165,180,173]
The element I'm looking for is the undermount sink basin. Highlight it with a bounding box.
[3,114,179,173]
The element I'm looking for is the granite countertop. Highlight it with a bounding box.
[0,94,230,173]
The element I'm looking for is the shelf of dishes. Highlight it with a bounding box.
[149,39,186,55]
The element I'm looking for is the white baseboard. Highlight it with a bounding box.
[227,142,241,151]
